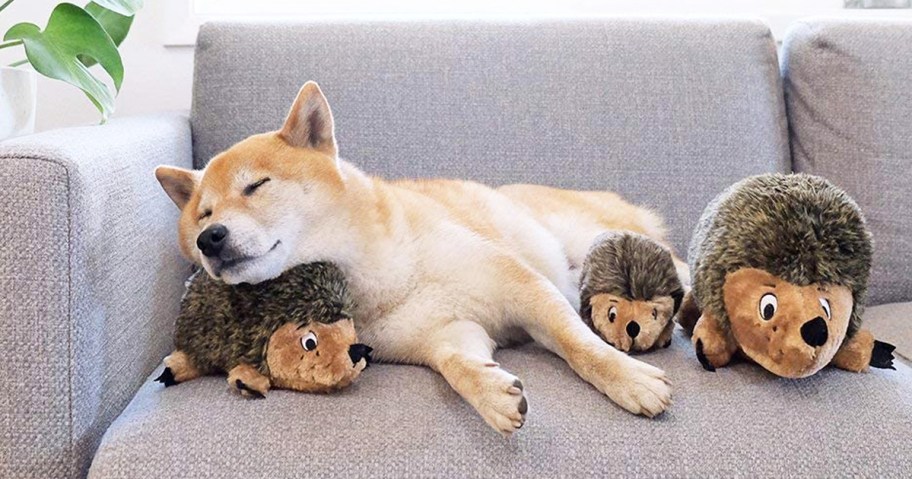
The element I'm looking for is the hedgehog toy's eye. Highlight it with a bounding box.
[819,298,831,320]
[300,332,318,351]
[652,308,658,320]
[759,294,778,321]
[608,306,618,323]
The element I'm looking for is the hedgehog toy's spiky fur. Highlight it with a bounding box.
[580,231,684,351]
[174,262,354,377]
[686,173,872,338]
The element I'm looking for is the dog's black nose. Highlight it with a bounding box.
[626,321,640,339]
[197,224,228,257]
[800,316,828,347]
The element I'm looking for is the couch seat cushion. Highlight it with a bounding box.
[90,304,912,478]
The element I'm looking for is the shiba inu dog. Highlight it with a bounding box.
[155,82,681,434]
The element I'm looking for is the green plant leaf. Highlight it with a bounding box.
[86,2,133,45]
[79,2,134,67]
[91,0,142,16]
[4,3,124,121]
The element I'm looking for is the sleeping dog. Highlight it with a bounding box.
[155,82,684,434]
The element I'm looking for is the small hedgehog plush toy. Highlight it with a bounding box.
[156,262,372,398]
[580,231,685,353]
[679,173,895,378]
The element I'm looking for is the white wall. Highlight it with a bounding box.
[0,0,195,132]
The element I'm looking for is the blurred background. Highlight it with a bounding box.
[1,0,908,132]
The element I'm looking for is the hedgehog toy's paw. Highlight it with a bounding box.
[227,364,271,399]
[831,329,896,372]
[155,367,178,387]
[870,340,896,370]
[158,351,201,387]
[675,291,702,335]
[657,321,675,350]
[692,314,737,372]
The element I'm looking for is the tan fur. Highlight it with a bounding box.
[500,184,691,287]
[155,82,679,434]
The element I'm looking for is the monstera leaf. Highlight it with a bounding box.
[5,3,124,121]
[80,2,134,67]
[91,0,143,16]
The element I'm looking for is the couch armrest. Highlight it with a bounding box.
[0,114,192,479]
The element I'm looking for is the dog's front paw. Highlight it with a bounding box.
[466,366,528,435]
[227,364,271,399]
[609,355,672,418]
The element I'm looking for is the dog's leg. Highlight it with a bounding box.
[426,321,527,435]
[364,316,527,435]
[505,269,672,417]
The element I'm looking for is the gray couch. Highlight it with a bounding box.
[1,18,910,478]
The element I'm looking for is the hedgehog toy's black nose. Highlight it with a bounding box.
[626,321,641,339]
[348,344,373,365]
[801,317,828,347]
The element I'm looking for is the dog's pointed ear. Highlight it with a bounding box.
[279,81,337,157]
[155,166,198,210]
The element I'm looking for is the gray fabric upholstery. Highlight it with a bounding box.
[866,302,912,361]
[0,115,194,479]
[90,322,911,478]
[191,19,790,254]
[782,19,912,305]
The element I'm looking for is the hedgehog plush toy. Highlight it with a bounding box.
[580,231,685,353]
[678,173,895,378]
[156,262,372,397]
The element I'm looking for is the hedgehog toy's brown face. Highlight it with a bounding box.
[266,319,371,393]
[723,268,853,378]
[589,293,676,353]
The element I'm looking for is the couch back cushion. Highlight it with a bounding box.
[782,19,912,305]
[191,19,789,253]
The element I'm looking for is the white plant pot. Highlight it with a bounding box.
[0,67,37,141]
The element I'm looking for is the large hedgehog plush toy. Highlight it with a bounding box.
[156,262,372,397]
[678,173,895,378]
[580,231,685,353]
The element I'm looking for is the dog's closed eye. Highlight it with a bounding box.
[244,177,271,196]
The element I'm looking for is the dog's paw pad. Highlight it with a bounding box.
[474,368,528,435]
